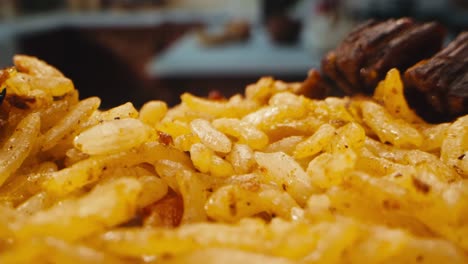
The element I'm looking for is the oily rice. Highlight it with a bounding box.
[0,55,467,263]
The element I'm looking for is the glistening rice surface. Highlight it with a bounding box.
[0,55,467,263]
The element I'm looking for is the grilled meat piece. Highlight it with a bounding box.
[322,18,446,94]
[298,69,333,99]
[404,32,468,122]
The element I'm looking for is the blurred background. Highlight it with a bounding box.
[0,0,467,108]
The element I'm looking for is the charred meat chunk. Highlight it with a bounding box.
[322,18,446,94]
[404,32,468,122]
[298,69,333,99]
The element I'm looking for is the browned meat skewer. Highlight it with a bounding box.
[404,32,468,122]
[321,18,446,94]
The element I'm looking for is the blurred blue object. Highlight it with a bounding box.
[146,26,320,78]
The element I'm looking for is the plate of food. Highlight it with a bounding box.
[0,17,466,263]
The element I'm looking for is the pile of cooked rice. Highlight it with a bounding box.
[0,55,467,263]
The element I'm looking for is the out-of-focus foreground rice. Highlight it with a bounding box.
[0,55,467,263]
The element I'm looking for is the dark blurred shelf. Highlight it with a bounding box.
[0,9,224,38]
[0,9,224,67]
